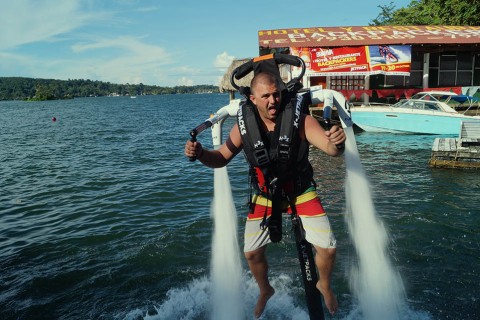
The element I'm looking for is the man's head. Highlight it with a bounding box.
[249,72,282,121]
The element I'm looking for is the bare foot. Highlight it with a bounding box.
[254,286,275,318]
[317,283,338,315]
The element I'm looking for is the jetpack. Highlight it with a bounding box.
[188,53,353,319]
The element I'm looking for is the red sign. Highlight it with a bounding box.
[290,45,411,76]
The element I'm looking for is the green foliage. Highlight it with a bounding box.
[370,1,397,26]
[371,0,480,26]
[0,77,219,101]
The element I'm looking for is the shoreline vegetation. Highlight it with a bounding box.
[0,77,220,101]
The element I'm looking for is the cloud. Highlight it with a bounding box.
[168,65,201,77]
[0,34,173,85]
[17,35,168,85]
[0,0,100,51]
[0,1,223,86]
[214,51,235,69]
[71,35,169,60]
[178,77,194,86]
[136,6,162,13]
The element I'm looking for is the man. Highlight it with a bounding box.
[185,72,345,318]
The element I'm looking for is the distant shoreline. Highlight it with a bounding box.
[0,77,220,101]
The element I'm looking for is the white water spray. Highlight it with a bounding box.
[210,167,243,320]
[343,127,406,320]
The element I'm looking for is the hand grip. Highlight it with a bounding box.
[189,130,197,162]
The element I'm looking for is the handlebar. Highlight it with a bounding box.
[188,110,230,161]
[230,53,306,91]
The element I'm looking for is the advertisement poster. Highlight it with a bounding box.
[367,45,412,74]
[290,45,411,76]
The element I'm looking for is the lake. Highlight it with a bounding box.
[0,94,478,319]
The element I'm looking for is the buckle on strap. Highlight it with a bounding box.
[278,143,290,161]
[254,148,269,167]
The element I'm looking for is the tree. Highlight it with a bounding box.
[33,84,54,100]
[370,0,480,26]
[370,1,397,26]
[0,77,220,101]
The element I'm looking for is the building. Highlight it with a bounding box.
[257,25,480,102]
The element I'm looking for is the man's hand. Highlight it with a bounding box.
[325,125,346,148]
[185,140,203,159]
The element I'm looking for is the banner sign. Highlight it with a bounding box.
[290,45,411,76]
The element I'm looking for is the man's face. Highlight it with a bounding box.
[250,82,281,121]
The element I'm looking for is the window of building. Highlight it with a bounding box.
[474,53,480,84]
[429,51,475,87]
[329,75,364,90]
[309,76,327,88]
[408,51,424,87]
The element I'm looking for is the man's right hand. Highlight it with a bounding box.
[185,140,203,159]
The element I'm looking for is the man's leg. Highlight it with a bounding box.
[314,245,338,315]
[245,246,275,319]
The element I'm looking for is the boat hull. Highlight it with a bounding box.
[350,108,480,134]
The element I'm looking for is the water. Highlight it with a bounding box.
[211,168,242,320]
[0,95,479,320]
[343,127,406,320]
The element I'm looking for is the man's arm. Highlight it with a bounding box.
[304,115,346,156]
[184,123,243,168]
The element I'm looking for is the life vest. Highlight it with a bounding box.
[234,53,311,242]
[237,91,314,198]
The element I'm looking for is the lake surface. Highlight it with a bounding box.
[0,94,478,319]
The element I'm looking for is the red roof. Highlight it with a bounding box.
[258,25,480,48]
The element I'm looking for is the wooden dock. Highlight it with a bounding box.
[429,121,480,169]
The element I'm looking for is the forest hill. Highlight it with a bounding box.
[0,77,219,101]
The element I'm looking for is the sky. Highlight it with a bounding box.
[0,0,412,87]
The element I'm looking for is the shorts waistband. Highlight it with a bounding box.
[251,188,317,208]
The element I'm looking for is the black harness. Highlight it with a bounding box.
[231,53,325,319]
[237,91,314,242]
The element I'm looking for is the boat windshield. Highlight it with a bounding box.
[410,91,456,102]
[392,99,442,111]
